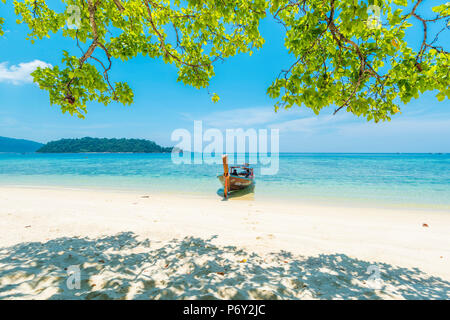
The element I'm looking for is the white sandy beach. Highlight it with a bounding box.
[0,186,449,299]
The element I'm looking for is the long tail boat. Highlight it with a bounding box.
[218,155,254,198]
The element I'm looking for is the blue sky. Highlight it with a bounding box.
[0,1,449,152]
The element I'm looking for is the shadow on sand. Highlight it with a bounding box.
[0,232,449,299]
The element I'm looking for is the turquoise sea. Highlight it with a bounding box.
[0,153,449,209]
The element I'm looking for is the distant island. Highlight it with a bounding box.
[37,137,175,153]
[0,136,43,153]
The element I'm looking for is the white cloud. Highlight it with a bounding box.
[335,115,450,136]
[180,103,450,152]
[0,116,18,127]
[181,106,307,129]
[181,105,354,136]
[0,60,52,85]
[268,113,351,134]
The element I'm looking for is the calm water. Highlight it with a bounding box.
[0,153,449,209]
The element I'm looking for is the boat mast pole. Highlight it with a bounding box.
[222,154,229,199]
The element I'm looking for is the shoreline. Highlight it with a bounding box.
[1,182,449,212]
[1,186,449,299]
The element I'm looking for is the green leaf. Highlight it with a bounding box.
[436,92,446,102]
[211,93,220,103]
[5,0,448,123]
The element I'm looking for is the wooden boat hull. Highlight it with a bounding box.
[218,175,254,191]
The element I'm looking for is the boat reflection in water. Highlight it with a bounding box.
[217,184,255,200]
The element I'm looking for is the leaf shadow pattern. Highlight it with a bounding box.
[0,232,448,299]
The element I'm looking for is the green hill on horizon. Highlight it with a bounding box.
[0,136,43,153]
[37,137,174,153]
